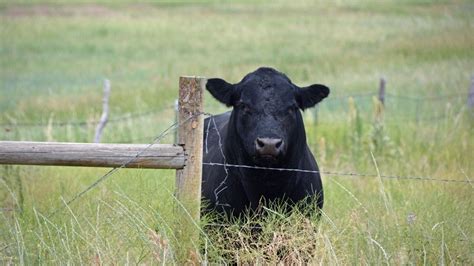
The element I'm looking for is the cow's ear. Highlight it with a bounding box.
[206,78,238,107]
[295,84,330,110]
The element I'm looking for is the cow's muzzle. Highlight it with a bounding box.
[255,137,285,161]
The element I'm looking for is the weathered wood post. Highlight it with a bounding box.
[372,78,386,152]
[174,99,179,143]
[175,76,205,260]
[378,77,386,106]
[374,77,386,122]
[312,105,319,125]
[94,79,111,143]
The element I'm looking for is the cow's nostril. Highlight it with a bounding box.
[275,139,283,149]
[256,138,265,149]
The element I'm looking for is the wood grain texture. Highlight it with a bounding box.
[175,76,205,213]
[0,141,185,169]
[94,79,111,143]
[175,76,205,259]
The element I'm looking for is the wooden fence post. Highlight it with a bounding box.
[174,99,179,143]
[378,77,386,106]
[175,76,205,260]
[94,79,111,143]
[373,77,386,124]
[312,105,319,125]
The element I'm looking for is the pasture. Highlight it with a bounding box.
[1,0,473,264]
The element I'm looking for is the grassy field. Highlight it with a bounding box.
[1,0,473,264]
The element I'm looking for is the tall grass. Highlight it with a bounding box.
[1,0,473,264]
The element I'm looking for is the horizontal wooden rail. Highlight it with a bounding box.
[0,141,185,169]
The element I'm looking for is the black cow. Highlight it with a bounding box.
[202,67,329,219]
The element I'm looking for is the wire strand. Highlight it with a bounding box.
[2,92,468,128]
[202,162,471,184]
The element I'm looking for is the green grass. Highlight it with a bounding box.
[1,0,473,264]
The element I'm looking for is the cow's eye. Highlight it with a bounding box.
[287,106,295,115]
[238,103,252,114]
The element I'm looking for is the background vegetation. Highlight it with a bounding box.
[1,0,473,264]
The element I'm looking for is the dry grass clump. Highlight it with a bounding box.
[203,201,333,264]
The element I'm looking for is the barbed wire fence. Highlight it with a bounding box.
[46,110,474,213]
[0,106,173,128]
[1,76,472,133]
[202,162,472,184]
[53,110,474,217]
[1,76,473,154]
[1,77,473,215]
[0,111,472,221]
[0,92,470,145]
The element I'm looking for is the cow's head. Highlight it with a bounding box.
[206,67,329,166]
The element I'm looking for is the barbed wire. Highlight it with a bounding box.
[325,92,468,101]
[202,162,472,184]
[202,110,471,186]
[2,92,469,129]
[115,135,168,144]
[384,92,468,101]
[0,105,174,128]
[316,113,456,125]
[327,92,375,99]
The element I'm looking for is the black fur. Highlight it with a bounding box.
[202,67,329,219]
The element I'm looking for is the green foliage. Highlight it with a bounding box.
[1,0,473,264]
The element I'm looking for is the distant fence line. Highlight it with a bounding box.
[2,77,473,144]
[0,108,170,128]
[383,92,469,101]
[1,92,470,128]
[326,92,469,101]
